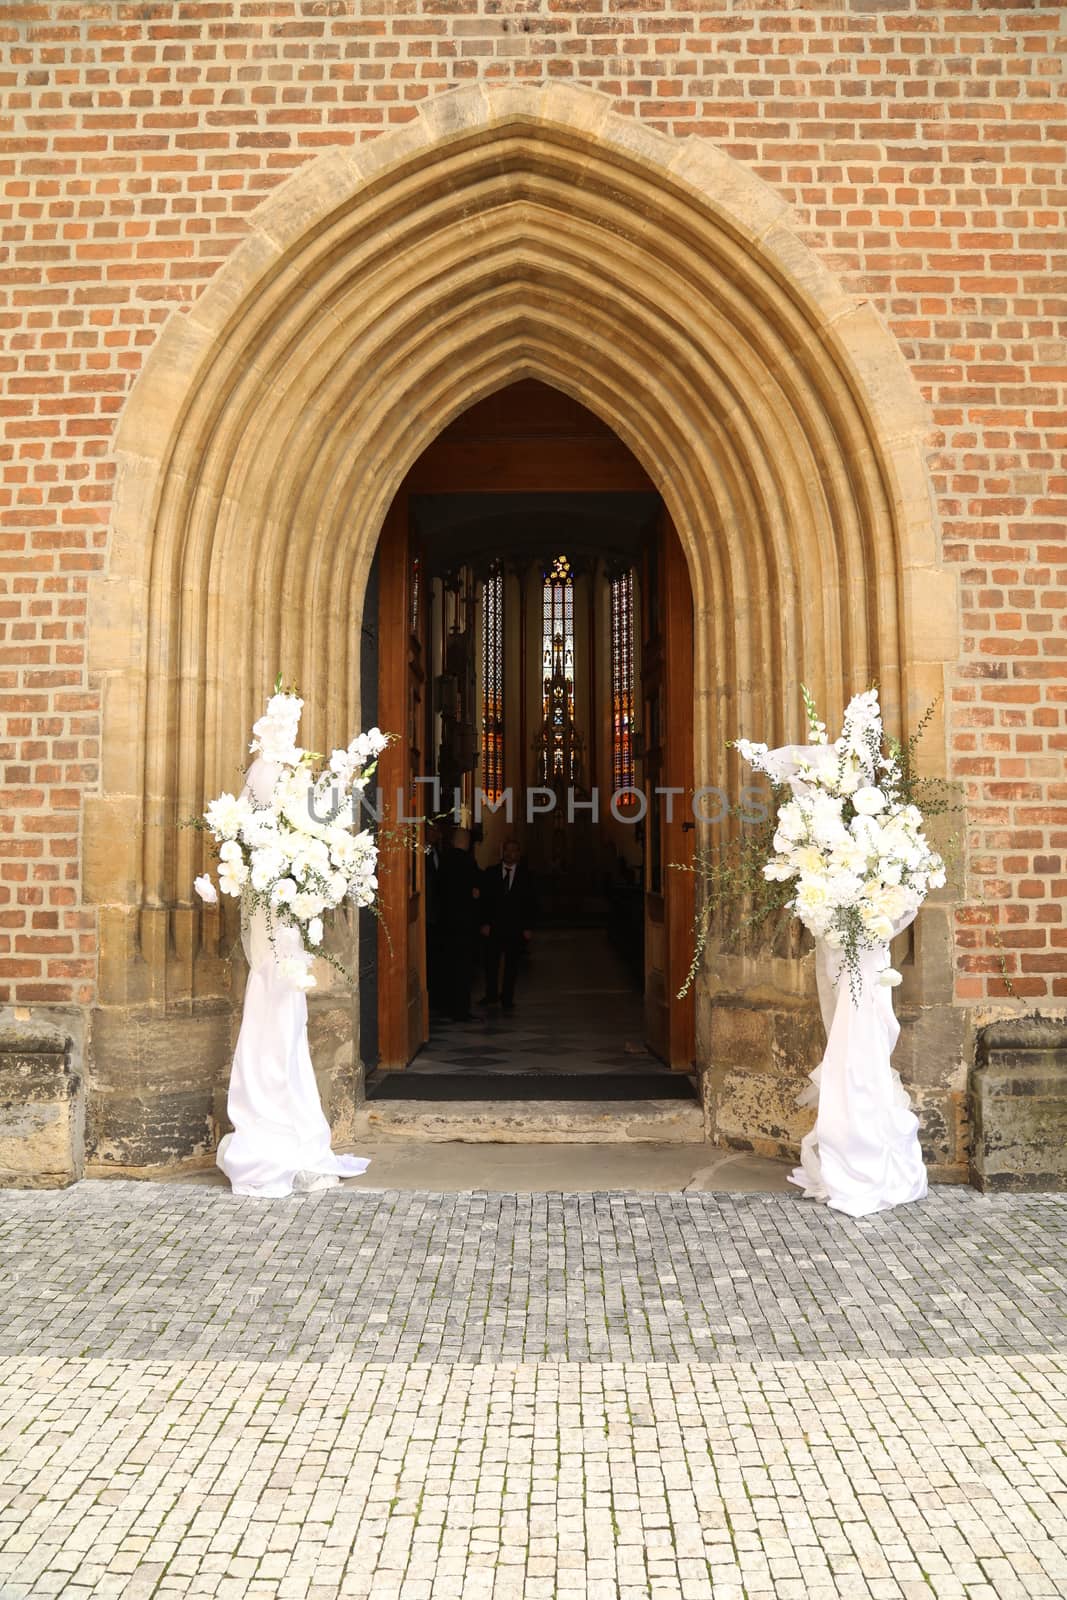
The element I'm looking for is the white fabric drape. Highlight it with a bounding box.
[789,910,927,1218]
[216,757,370,1199]
[757,741,927,1218]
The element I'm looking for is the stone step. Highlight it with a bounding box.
[351,1097,708,1144]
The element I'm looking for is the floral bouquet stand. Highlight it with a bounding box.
[194,687,388,1199]
[737,690,946,1219]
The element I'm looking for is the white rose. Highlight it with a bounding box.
[795,876,834,935]
[851,814,883,853]
[243,812,279,849]
[860,908,894,943]
[878,967,903,988]
[853,786,886,816]
[866,884,908,923]
[291,891,326,921]
[219,838,243,863]
[825,871,863,909]
[194,873,218,905]
[307,916,324,947]
[205,791,250,841]
[250,847,284,893]
[829,839,868,875]
[272,877,297,905]
[810,819,848,853]
[279,955,316,992]
[775,801,806,841]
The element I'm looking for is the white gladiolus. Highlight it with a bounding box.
[776,801,807,841]
[734,738,769,768]
[194,873,218,905]
[218,858,247,896]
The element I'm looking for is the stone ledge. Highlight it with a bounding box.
[971,1014,1067,1193]
[352,1098,707,1145]
[0,1028,83,1190]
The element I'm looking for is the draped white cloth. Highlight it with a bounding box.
[758,740,927,1218]
[216,758,370,1199]
[788,914,928,1218]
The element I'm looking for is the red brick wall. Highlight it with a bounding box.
[2,0,1064,1008]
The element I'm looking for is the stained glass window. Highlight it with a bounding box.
[611,568,636,793]
[481,567,505,802]
[542,555,575,780]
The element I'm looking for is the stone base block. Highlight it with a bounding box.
[971,1015,1067,1192]
[0,1025,84,1189]
[88,1005,230,1172]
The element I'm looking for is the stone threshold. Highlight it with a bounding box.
[351,1097,707,1144]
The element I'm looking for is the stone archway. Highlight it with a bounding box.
[86,82,957,1172]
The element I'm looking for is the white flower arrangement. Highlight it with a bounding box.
[191,679,390,987]
[734,686,946,995]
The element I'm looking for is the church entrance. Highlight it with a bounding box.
[361,381,696,1101]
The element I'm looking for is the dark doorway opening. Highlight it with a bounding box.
[364,381,696,1103]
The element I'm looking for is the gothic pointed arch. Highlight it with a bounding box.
[86,81,956,1165]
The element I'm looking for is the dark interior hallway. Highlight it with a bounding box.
[366,927,696,1101]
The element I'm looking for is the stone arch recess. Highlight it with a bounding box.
[87,83,956,1144]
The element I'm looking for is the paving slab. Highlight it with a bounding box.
[166,1140,796,1194]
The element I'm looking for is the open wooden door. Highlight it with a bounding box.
[641,508,696,1069]
[376,487,429,1069]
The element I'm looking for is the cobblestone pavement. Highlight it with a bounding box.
[0,1183,1064,1599]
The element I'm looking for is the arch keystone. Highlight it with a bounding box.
[415,82,494,141]
[539,83,615,140]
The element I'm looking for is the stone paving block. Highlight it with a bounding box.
[0,1183,1062,1599]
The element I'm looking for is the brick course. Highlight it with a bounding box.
[1,0,1065,1007]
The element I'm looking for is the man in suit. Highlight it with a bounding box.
[436,825,481,1022]
[479,837,536,1012]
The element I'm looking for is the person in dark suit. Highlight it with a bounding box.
[424,820,447,1016]
[479,837,536,1012]
[436,825,481,1021]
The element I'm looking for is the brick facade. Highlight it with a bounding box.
[1,0,1064,1020]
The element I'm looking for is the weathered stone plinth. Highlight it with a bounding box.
[0,1025,84,1189]
[971,1016,1067,1193]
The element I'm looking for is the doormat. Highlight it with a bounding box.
[365,1071,699,1103]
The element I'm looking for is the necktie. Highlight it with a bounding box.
[504,866,513,892]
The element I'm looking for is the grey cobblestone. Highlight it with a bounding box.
[0,1183,1063,1365]
[0,1181,1063,1598]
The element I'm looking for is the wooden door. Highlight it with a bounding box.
[376,488,429,1068]
[641,509,696,1069]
